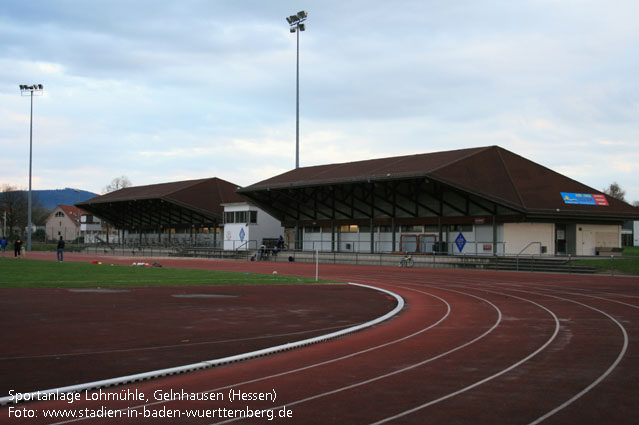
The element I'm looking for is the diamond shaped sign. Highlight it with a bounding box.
[239,228,246,242]
[455,232,466,252]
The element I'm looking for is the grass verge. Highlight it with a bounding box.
[0,259,330,288]
[574,248,639,275]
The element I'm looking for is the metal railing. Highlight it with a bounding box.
[516,242,542,271]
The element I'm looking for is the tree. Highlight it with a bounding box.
[32,206,52,227]
[0,185,48,238]
[101,176,132,244]
[603,182,626,202]
[103,176,132,194]
[0,185,28,237]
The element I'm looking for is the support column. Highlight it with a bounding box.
[370,218,374,253]
[492,215,497,255]
[438,216,443,253]
[331,221,335,252]
[391,218,396,253]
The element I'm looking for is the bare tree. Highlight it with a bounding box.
[0,185,28,238]
[0,185,48,238]
[103,176,132,194]
[603,182,626,202]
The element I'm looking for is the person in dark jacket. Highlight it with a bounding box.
[14,238,22,257]
[57,236,65,262]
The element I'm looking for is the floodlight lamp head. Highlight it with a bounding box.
[38,84,44,90]
[297,11,308,20]
[299,23,306,31]
[290,27,296,33]
[286,15,298,24]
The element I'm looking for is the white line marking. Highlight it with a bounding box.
[0,283,403,406]
[41,283,449,425]
[212,283,503,424]
[368,284,560,424]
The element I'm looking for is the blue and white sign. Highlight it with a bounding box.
[561,192,596,205]
[455,232,466,252]
[239,227,246,242]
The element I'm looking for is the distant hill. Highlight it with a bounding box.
[16,188,99,210]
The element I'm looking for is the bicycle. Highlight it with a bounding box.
[399,255,414,268]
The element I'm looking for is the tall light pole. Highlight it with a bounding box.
[19,83,44,252]
[286,11,308,169]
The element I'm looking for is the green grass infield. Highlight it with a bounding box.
[0,259,332,288]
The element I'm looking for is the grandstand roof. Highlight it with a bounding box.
[77,177,243,229]
[239,146,639,222]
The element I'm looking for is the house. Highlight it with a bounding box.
[45,205,84,242]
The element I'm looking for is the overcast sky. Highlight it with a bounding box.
[1,0,638,203]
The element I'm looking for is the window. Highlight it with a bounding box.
[339,225,358,233]
[224,210,256,224]
[55,211,64,217]
[304,226,321,233]
[235,211,247,223]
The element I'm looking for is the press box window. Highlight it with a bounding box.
[225,210,257,224]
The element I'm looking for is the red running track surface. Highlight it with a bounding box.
[2,252,639,425]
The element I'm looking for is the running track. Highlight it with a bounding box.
[2,253,639,424]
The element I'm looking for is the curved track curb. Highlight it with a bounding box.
[1,282,403,406]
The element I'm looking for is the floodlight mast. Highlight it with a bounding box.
[286,10,307,170]
[19,83,44,252]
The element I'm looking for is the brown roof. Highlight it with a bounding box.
[81,177,243,215]
[241,146,639,219]
[77,177,244,228]
[54,205,86,226]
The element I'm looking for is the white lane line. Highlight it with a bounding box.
[499,284,639,310]
[448,279,630,425]
[0,283,402,407]
[42,283,450,425]
[212,283,503,424]
[481,286,630,425]
[368,284,560,425]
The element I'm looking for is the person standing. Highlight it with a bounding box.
[57,236,65,262]
[0,236,7,258]
[14,238,22,257]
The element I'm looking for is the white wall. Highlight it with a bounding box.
[575,224,621,256]
[503,223,554,255]
[300,221,624,256]
[634,221,639,247]
[222,203,283,251]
